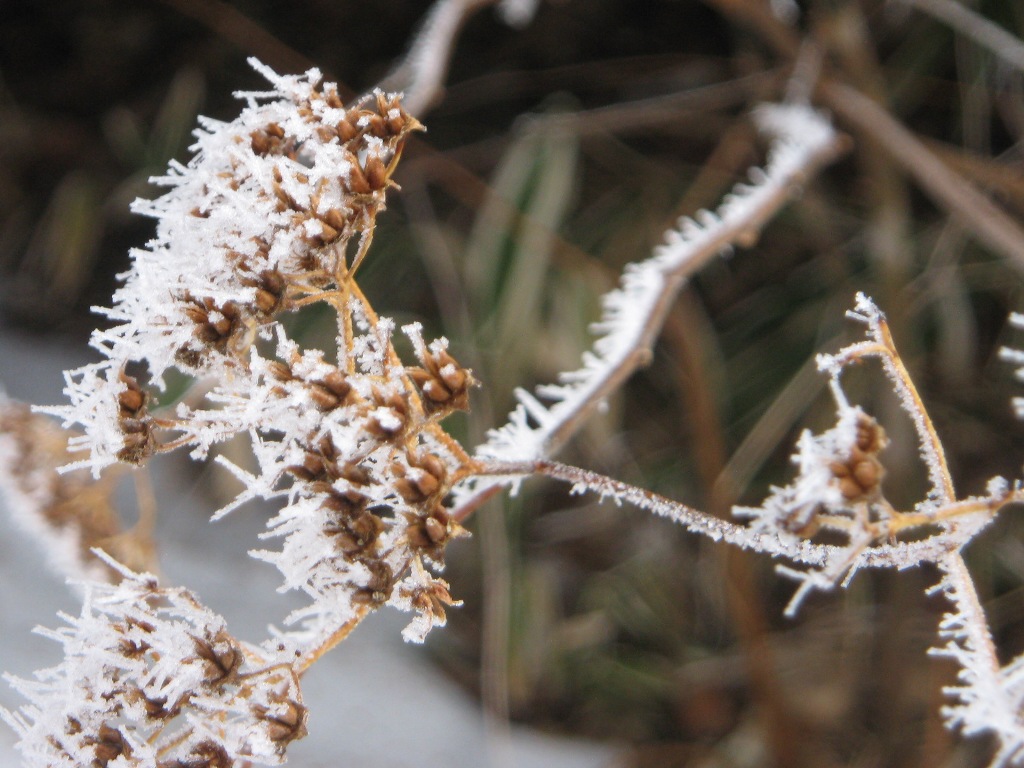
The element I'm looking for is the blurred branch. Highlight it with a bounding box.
[702,0,1024,274]
[821,79,1024,274]
[377,0,501,114]
[896,0,1024,74]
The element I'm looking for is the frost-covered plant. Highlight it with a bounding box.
[4,553,306,767]
[4,59,479,767]
[4,19,1024,768]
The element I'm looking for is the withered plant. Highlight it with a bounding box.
[3,1,1024,766]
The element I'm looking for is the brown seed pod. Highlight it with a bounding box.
[144,694,181,720]
[393,450,447,504]
[351,560,395,606]
[405,506,459,560]
[245,269,286,316]
[92,724,132,767]
[365,389,409,440]
[117,422,156,465]
[365,156,388,192]
[319,207,348,234]
[346,163,371,196]
[855,414,887,454]
[324,86,344,109]
[336,119,357,142]
[255,698,308,746]
[407,578,458,626]
[829,414,887,501]
[117,383,146,414]
[408,346,476,414]
[325,509,384,555]
[192,631,242,686]
[159,740,231,768]
[266,361,293,381]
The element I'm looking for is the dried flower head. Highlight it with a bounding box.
[1,555,304,767]
[36,58,476,650]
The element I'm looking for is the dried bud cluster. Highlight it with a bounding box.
[2,564,305,767]
[222,315,475,643]
[36,59,478,647]
[13,57,481,768]
[44,59,422,475]
[736,404,890,541]
[828,413,886,502]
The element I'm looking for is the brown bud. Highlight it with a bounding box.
[260,699,308,745]
[365,114,387,138]
[852,458,882,492]
[309,382,342,411]
[323,488,368,516]
[93,724,131,766]
[251,130,272,155]
[387,111,407,135]
[160,741,231,768]
[183,303,209,325]
[144,695,180,720]
[365,156,388,191]
[422,380,453,404]
[192,632,241,686]
[119,636,151,658]
[316,125,339,143]
[336,120,357,142]
[320,221,341,244]
[117,386,145,414]
[255,288,279,314]
[324,88,344,109]
[838,477,863,501]
[211,315,233,338]
[439,365,468,393]
[322,207,348,232]
[352,560,395,605]
[855,415,886,453]
[347,163,371,195]
[118,427,155,465]
[266,361,293,381]
[424,516,447,544]
[828,460,850,478]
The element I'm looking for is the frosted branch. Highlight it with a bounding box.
[376,0,501,115]
[931,551,1024,767]
[453,102,844,513]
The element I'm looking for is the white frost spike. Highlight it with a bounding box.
[1000,311,1024,418]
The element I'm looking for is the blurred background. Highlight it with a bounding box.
[3,0,1024,766]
